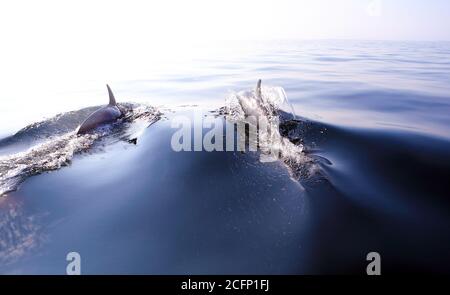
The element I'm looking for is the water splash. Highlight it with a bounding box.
[223,82,317,180]
[0,103,161,196]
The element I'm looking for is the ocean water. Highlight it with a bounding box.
[0,40,450,274]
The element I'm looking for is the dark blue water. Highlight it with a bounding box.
[1,40,450,274]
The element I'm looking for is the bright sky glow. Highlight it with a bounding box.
[0,0,448,133]
[1,0,448,81]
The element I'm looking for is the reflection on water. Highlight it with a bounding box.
[2,40,450,138]
[0,197,46,266]
[0,40,450,274]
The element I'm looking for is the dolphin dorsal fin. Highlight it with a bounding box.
[106,84,116,105]
[256,79,262,100]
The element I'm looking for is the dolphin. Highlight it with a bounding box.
[77,85,124,134]
[237,79,270,118]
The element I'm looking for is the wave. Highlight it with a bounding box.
[0,103,161,196]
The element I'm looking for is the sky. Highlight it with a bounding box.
[1,0,448,42]
[0,0,448,79]
[0,0,449,132]
[0,0,448,77]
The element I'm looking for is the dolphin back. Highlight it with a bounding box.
[77,85,122,134]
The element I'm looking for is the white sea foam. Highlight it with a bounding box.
[0,103,161,196]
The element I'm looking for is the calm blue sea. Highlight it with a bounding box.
[1,40,450,274]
